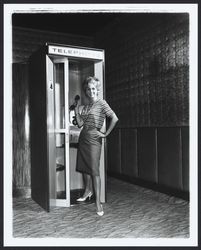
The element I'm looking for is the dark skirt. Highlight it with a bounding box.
[76,128,102,176]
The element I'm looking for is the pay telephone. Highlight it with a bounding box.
[69,94,80,126]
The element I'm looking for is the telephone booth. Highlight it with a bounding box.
[29,43,106,212]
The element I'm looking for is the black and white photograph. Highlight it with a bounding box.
[3,3,198,247]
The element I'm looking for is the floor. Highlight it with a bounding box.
[13,177,189,238]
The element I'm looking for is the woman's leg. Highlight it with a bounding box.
[83,173,93,196]
[92,175,102,212]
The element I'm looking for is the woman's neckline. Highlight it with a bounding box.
[88,98,100,105]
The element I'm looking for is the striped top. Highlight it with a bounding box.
[80,99,114,130]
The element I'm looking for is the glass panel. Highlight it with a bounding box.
[68,60,94,204]
[69,60,94,125]
[54,63,65,129]
[47,56,56,206]
[55,133,66,199]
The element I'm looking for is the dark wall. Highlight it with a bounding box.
[107,127,189,196]
[95,14,189,127]
[95,13,189,196]
[12,27,94,197]
[13,27,93,63]
[13,63,31,197]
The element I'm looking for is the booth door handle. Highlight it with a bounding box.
[50,82,53,89]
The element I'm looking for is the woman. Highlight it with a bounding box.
[74,76,118,216]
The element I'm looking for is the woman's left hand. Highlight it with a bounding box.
[97,131,106,138]
[91,130,106,138]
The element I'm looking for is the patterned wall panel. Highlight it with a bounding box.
[96,14,189,128]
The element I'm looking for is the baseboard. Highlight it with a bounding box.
[13,176,189,201]
[108,172,189,201]
[13,187,31,198]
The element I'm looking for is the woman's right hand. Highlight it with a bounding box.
[74,105,79,114]
[74,105,84,128]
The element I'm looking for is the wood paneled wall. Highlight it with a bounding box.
[107,127,189,197]
[13,63,31,197]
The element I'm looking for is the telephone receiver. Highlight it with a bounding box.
[69,95,80,111]
[70,95,80,126]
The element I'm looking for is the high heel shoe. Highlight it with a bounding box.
[96,204,104,216]
[76,191,93,202]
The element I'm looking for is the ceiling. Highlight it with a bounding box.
[12,13,187,37]
[12,13,120,36]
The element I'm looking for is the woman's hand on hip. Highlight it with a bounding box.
[90,130,106,138]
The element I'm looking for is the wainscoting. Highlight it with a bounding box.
[107,127,189,199]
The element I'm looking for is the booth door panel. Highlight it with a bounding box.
[29,51,50,212]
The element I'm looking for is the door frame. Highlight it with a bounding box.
[48,57,71,207]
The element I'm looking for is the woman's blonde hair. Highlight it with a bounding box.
[83,76,101,92]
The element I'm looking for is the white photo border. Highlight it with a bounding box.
[3,3,198,247]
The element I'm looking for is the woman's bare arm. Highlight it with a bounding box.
[104,113,119,137]
[74,106,84,128]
